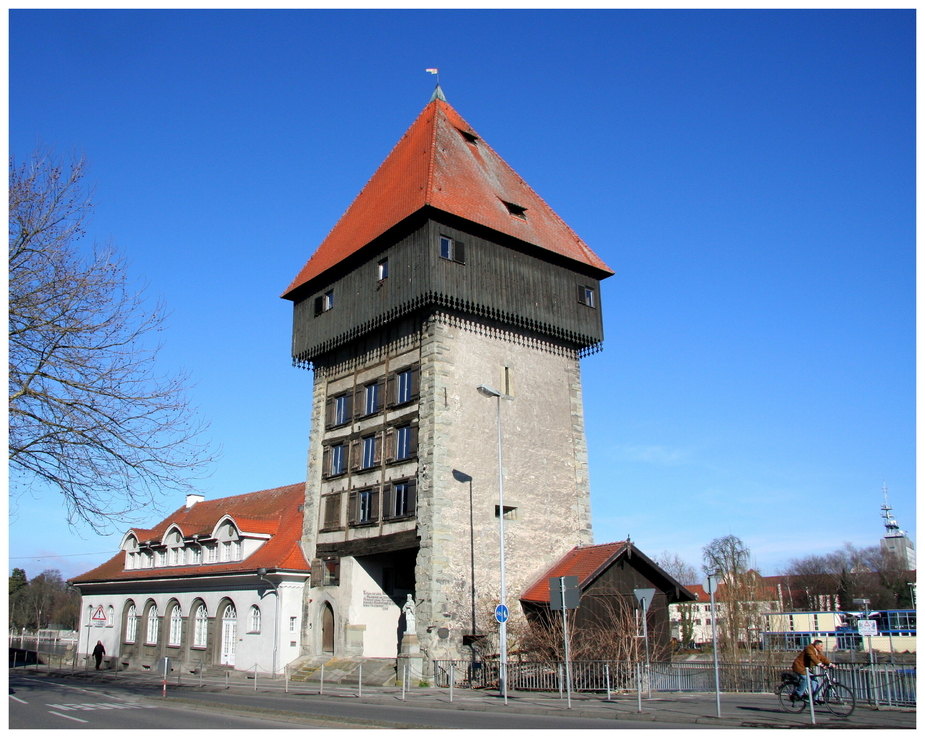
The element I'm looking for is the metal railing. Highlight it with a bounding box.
[431,659,916,706]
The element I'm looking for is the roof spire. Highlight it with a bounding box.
[430,84,446,103]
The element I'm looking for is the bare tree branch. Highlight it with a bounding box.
[8,153,215,533]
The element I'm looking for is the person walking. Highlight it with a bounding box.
[791,639,831,701]
[92,640,106,670]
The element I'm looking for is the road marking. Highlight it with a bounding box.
[48,711,88,723]
[20,676,110,698]
[10,695,28,704]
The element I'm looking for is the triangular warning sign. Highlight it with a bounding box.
[91,605,107,621]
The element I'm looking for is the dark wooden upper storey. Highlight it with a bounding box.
[283,88,614,366]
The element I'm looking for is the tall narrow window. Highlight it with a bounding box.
[397,369,413,405]
[394,425,416,461]
[194,605,208,648]
[330,443,347,477]
[248,606,261,634]
[125,604,138,643]
[377,258,389,281]
[393,482,410,517]
[334,394,350,425]
[145,605,159,645]
[358,490,374,523]
[361,435,378,469]
[169,604,182,646]
[364,382,380,416]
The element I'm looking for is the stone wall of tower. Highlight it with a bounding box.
[415,312,594,660]
[298,310,594,663]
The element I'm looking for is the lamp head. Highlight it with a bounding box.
[477,384,502,398]
[452,469,473,483]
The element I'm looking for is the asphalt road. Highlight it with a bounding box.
[8,673,352,729]
[9,672,703,729]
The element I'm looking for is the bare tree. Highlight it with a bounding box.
[785,543,913,610]
[702,535,766,661]
[9,154,214,532]
[654,551,699,648]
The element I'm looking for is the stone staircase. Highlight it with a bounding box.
[288,656,398,686]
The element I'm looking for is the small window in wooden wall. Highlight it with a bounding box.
[439,235,466,264]
[578,285,596,308]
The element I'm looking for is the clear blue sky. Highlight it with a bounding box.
[8,9,915,583]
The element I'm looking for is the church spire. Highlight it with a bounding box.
[430,84,446,103]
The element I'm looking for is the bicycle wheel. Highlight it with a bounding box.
[777,682,806,713]
[823,682,855,717]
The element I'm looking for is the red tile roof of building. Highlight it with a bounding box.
[521,541,630,603]
[70,483,309,584]
[283,93,613,299]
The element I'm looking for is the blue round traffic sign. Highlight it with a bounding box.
[495,604,509,623]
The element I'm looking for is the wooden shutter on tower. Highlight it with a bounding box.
[350,439,361,472]
[347,491,358,525]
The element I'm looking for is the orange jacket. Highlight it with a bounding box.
[791,643,830,675]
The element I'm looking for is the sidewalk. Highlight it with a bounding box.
[18,665,916,729]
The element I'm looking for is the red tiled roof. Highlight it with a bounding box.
[71,483,310,584]
[683,579,778,603]
[521,541,629,603]
[283,95,613,299]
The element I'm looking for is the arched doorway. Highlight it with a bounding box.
[321,603,334,654]
[220,604,237,666]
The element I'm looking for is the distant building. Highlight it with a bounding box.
[880,484,915,570]
[69,484,309,673]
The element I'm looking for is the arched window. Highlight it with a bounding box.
[169,604,182,646]
[248,605,261,633]
[107,605,115,628]
[125,604,138,643]
[193,604,208,648]
[145,604,159,644]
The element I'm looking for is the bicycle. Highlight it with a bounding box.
[776,667,856,717]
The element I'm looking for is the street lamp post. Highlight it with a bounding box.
[477,383,509,703]
[257,568,280,675]
[452,469,477,643]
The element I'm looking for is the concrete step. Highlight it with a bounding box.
[289,657,397,686]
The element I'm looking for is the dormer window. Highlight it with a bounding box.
[502,201,527,220]
[458,128,479,145]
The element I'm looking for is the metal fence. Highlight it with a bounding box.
[8,629,78,659]
[431,659,916,707]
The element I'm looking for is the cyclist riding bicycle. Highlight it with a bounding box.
[791,639,831,702]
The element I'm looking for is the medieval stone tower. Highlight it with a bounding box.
[282,87,613,666]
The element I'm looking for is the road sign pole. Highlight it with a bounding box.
[705,574,722,718]
[560,577,572,709]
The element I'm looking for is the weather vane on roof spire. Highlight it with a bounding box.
[425,68,446,103]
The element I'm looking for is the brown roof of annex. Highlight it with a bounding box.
[70,483,310,584]
[283,87,614,299]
